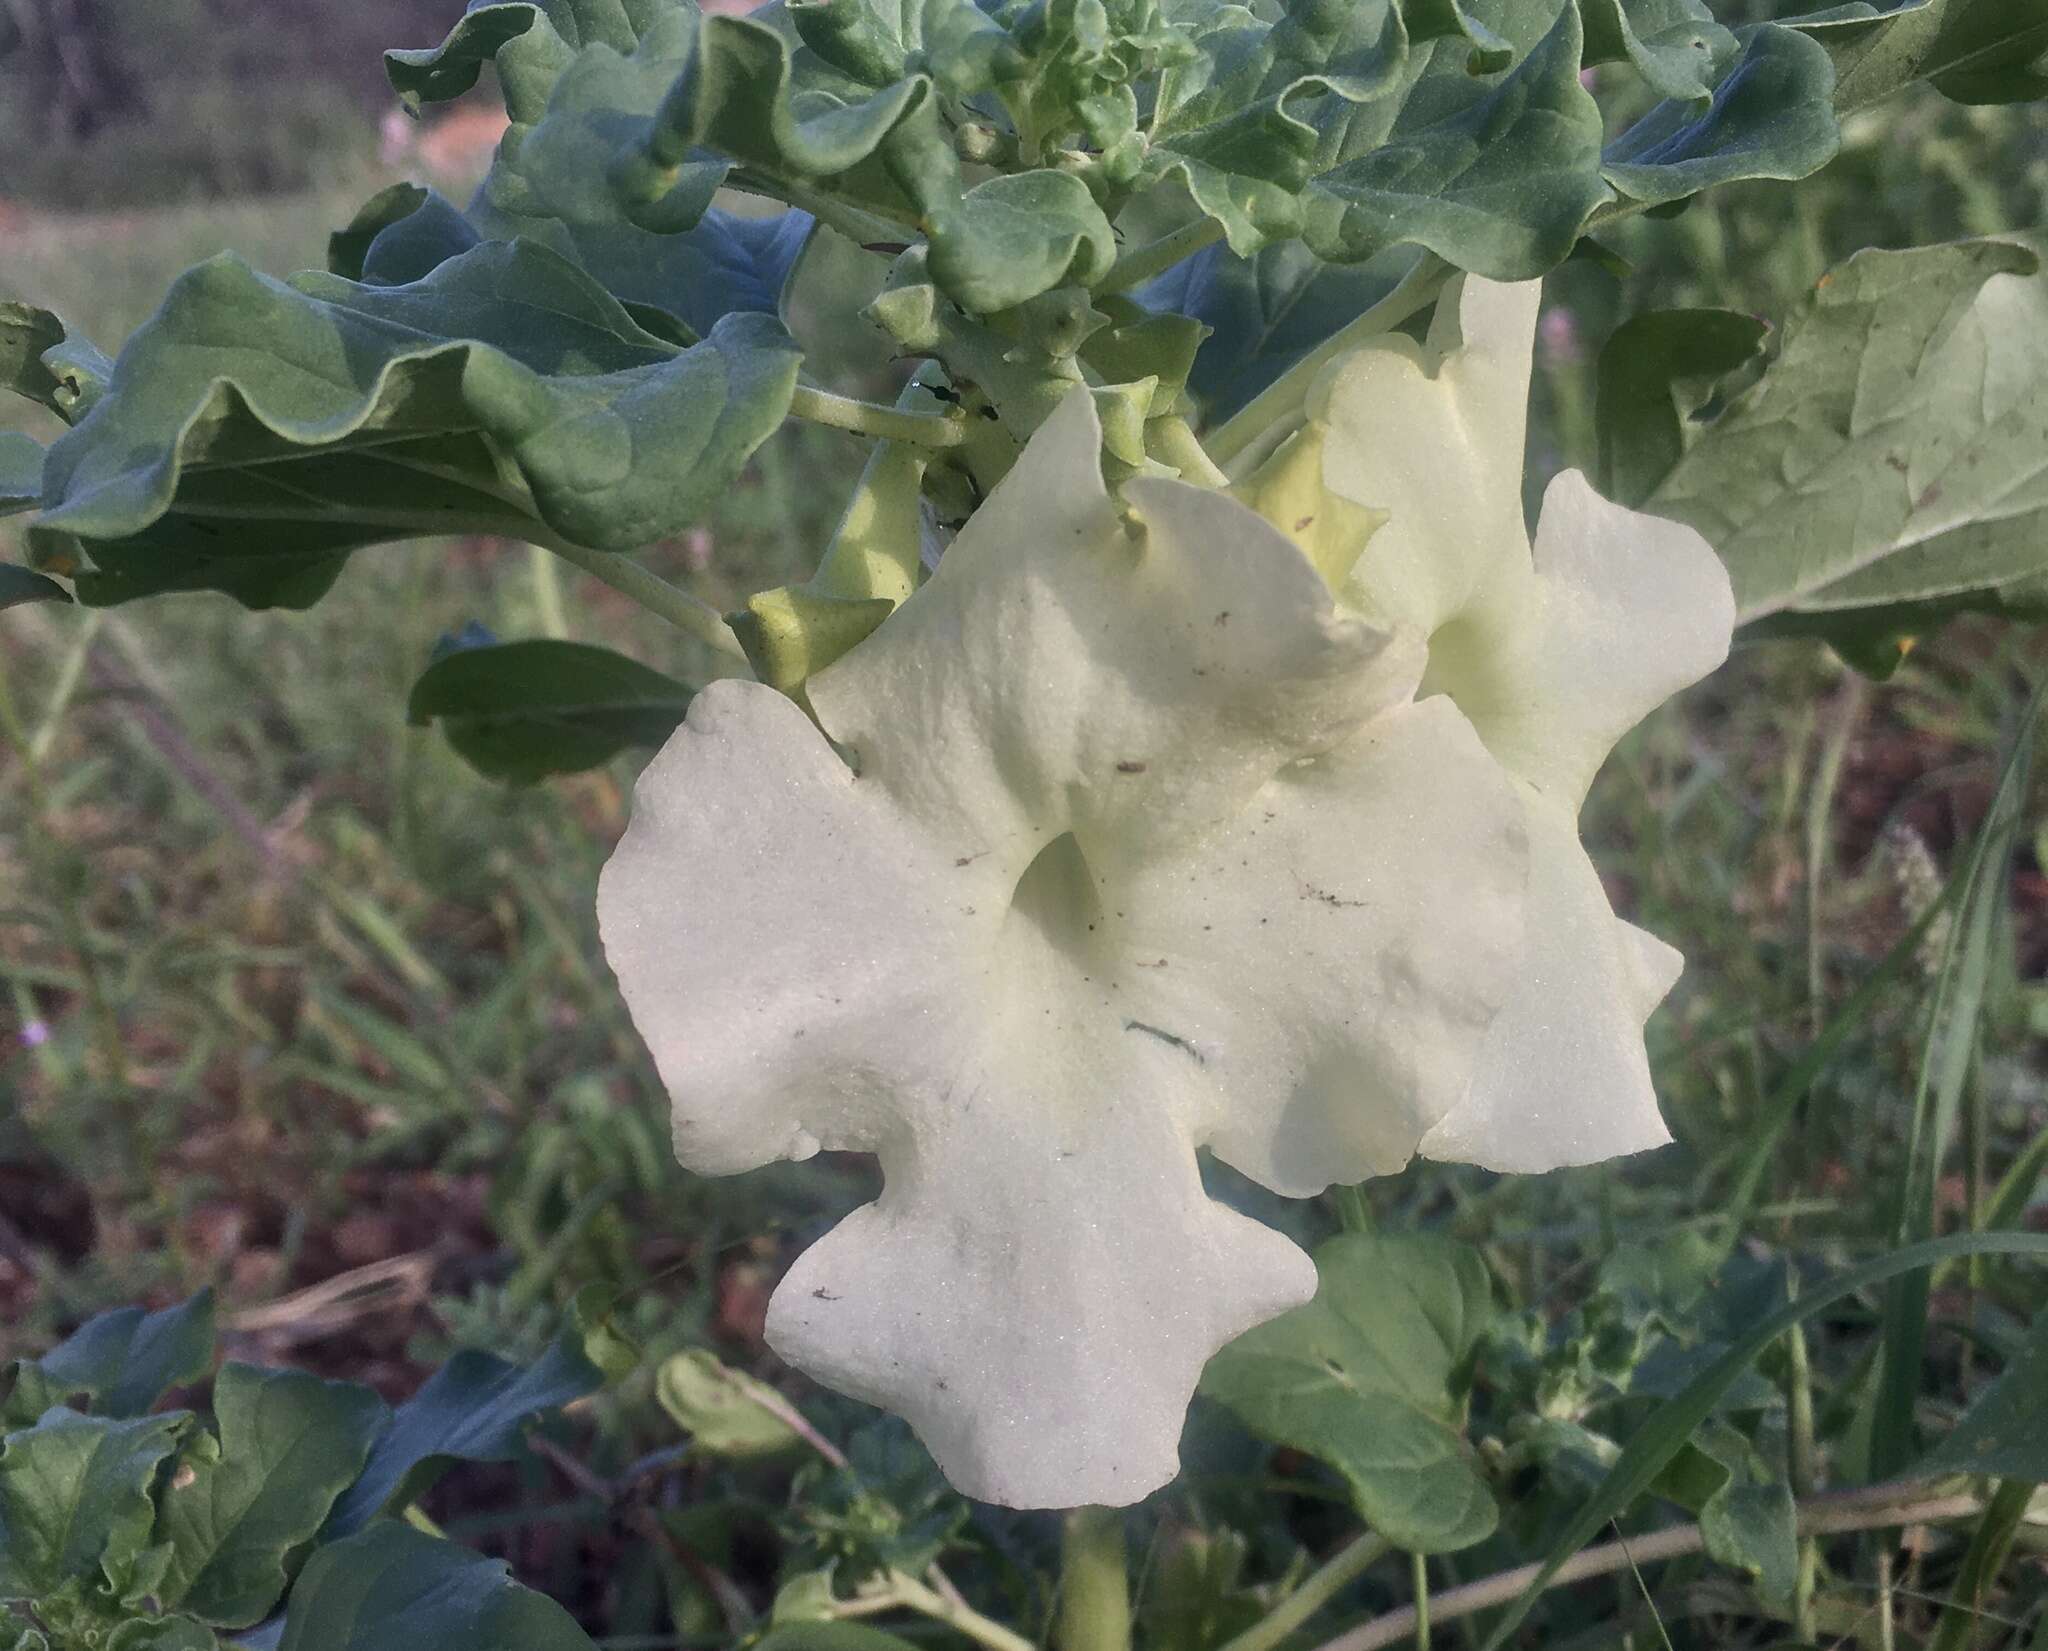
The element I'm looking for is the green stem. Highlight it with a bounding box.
[1096,217,1226,295]
[1411,1554,1431,1651]
[1928,1479,2032,1651]
[727,167,923,242]
[1206,254,1454,473]
[529,541,569,640]
[789,382,967,448]
[1219,1532,1394,1651]
[883,1571,1039,1651]
[538,535,747,660]
[1059,1508,1131,1651]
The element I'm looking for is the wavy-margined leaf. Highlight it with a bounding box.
[0,1409,190,1603]
[408,636,695,783]
[153,1365,389,1629]
[277,1523,597,1651]
[1,303,111,427]
[387,0,679,122]
[1794,0,2048,110]
[1581,0,1739,100]
[26,240,801,610]
[1602,26,1840,211]
[3,1292,216,1428]
[1143,0,1412,257]
[1397,0,1512,70]
[322,1336,602,1538]
[1300,0,1609,280]
[1645,236,2048,654]
[1200,1234,1497,1553]
[786,0,1018,95]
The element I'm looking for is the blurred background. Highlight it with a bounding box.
[1,2,2046,1637]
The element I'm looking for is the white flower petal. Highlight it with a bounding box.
[809,390,1421,875]
[1112,696,1529,1196]
[767,1009,1315,1508]
[1418,793,1674,1172]
[1425,469,1736,807]
[1313,275,1541,636]
[596,680,998,1173]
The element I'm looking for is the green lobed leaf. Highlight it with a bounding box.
[654,1350,804,1458]
[3,1292,216,1428]
[1594,306,1768,510]
[785,0,1018,95]
[1580,0,1739,100]
[1397,0,1513,72]
[0,1409,189,1603]
[407,636,695,784]
[322,1335,603,1538]
[1200,1233,1498,1553]
[1301,0,1609,281]
[1922,1312,2048,1480]
[1477,1230,2048,1651]
[1602,26,1841,211]
[922,170,1117,314]
[27,240,801,610]
[276,1523,597,1651]
[153,1364,390,1629]
[1647,235,2048,648]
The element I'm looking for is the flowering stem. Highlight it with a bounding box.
[1206,254,1454,474]
[789,382,967,448]
[1058,1508,1131,1651]
[840,1570,1037,1651]
[1218,1532,1393,1651]
[536,534,748,661]
[1096,217,1226,295]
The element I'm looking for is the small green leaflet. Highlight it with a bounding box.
[1646,235,2048,653]
[277,1522,598,1651]
[153,1364,389,1629]
[409,637,695,784]
[1200,1233,1498,1553]
[27,240,801,611]
[655,1350,804,1457]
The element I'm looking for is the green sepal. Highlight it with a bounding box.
[732,586,895,697]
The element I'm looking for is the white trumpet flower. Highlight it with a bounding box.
[1312,275,1736,1170]
[600,388,1531,1510]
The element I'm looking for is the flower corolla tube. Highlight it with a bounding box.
[598,274,1735,1510]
